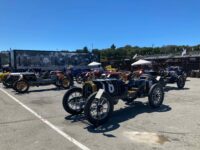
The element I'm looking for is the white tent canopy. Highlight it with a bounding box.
[88,61,101,67]
[131,59,151,66]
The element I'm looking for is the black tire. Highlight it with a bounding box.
[12,81,18,91]
[148,83,164,108]
[76,75,83,84]
[177,75,185,89]
[14,80,29,93]
[61,77,71,89]
[84,92,114,126]
[62,87,84,115]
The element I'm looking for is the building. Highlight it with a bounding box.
[1,49,99,71]
[145,53,200,75]
[0,51,10,69]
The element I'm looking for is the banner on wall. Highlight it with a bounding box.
[11,50,99,70]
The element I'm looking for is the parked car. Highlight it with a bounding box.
[159,67,186,89]
[62,73,164,126]
[3,72,22,88]
[13,71,73,93]
[166,66,187,80]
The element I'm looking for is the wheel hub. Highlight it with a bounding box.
[97,105,103,112]
[63,79,69,87]
[17,82,26,90]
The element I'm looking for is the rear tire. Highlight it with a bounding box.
[62,87,84,115]
[61,77,71,89]
[148,84,164,108]
[14,80,29,93]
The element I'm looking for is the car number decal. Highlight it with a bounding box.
[108,83,115,93]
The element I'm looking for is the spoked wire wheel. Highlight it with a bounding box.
[62,78,70,89]
[89,97,110,120]
[14,80,29,93]
[84,92,114,126]
[152,87,162,104]
[148,84,164,108]
[62,88,84,115]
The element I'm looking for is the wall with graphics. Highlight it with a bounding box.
[10,50,99,70]
[0,51,10,69]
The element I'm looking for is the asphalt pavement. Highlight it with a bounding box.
[0,78,200,150]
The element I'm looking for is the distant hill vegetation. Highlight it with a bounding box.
[78,44,200,61]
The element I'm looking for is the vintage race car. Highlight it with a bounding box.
[144,68,186,89]
[166,66,187,80]
[63,74,164,126]
[13,71,73,93]
[159,68,186,89]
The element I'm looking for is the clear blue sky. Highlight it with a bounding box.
[0,0,200,51]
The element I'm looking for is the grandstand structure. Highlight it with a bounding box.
[145,51,200,74]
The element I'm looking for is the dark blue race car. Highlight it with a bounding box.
[159,66,186,89]
[62,74,164,126]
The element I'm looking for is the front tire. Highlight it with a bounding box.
[177,75,185,89]
[62,87,84,115]
[84,92,114,126]
[148,84,164,108]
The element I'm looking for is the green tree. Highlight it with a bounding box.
[110,44,116,50]
[83,46,89,53]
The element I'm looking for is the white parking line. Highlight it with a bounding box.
[0,88,90,150]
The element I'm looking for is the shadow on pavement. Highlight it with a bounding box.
[14,87,66,94]
[65,114,87,123]
[65,101,171,135]
[164,86,190,92]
